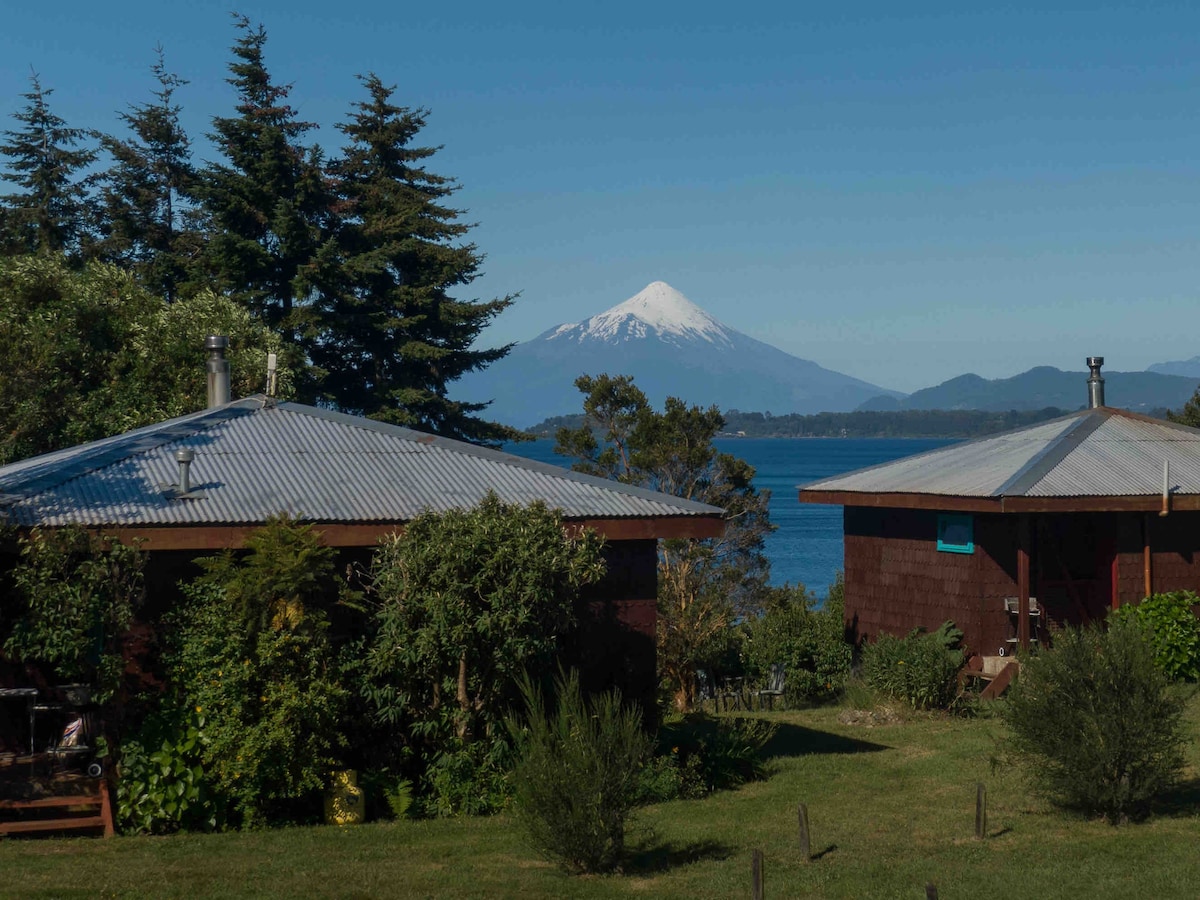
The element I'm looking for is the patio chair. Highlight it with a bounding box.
[755,663,786,710]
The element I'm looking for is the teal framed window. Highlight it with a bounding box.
[936,513,974,554]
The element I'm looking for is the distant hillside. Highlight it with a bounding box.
[858,366,1197,413]
[528,407,1080,440]
[455,281,901,428]
[1148,356,1200,379]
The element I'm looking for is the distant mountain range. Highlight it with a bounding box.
[857,366,1197,413]
[455,281,1200,427]
[457,282,899,428]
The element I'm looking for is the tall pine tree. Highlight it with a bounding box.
[0,74,96,258]
[91,49,202,301]
[198,15,327,339]
[311,74,518,444]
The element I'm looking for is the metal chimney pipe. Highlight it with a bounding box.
[175,448,195,495]
[1086,356,1105,408]
[206,335,231,408]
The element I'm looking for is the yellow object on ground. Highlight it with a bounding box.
[324,770,365,825]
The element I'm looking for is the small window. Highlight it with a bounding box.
[937,513,974,554]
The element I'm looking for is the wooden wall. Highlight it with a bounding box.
[843,507,1018,657]
[1114,512,1200,604]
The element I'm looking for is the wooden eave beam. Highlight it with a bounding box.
[799,490,1200,515]
[80,515,725,551]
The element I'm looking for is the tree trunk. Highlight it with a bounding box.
[456,651,471,741]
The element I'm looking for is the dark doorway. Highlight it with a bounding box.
[1036,514,1116,630]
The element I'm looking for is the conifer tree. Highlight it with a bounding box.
[310,74,519,444]
[91,49,202,301]
[198,15,327,339]
[0,74,96,258]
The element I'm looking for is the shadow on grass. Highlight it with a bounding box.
[810,843,837,860]
[760,721,890,761]
[623,837,733,874]
[1151,777,1200,818]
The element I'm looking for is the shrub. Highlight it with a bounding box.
[862,621,963,710]
[508,670,651,874]
[422,741,513,818]
[116,711,217,834]
[1111,591,1200,681]
[639,715,777,802]
[1002,617,1186,823]
[743,583,852,704]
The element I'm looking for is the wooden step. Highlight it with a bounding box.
[0,794,100,810]
[0,815,106,835]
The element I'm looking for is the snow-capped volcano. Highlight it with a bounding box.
[550,281,734,348]
[456,281,901,428]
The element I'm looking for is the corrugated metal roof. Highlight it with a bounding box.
[0,398,723,527]
[798,408,1200,499]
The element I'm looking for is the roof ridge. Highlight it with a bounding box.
[993,408,1111,496]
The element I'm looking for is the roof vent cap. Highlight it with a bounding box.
[1086,356,1105,409]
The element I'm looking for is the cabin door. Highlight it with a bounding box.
[1036,514,1116,629]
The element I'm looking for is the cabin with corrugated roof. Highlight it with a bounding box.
[0,342,725,708]
[799,358,1200,662]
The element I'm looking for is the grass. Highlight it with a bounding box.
[3,696,1200,899]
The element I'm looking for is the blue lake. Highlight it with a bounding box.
[505,437,956,597]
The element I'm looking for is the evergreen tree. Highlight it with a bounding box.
[309,74,519,444]
[91,49,202,301]
[198,15,327,339]
[0,74,97,257]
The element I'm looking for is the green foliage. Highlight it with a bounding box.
[554,373,774,712]
[507,670,651,875]
[0,255,293,463]
[1002,617,1187,823]
[423,740,514,818]
[862,622,964,710]
[116,710,217,834]
[170,518,350,828]
[4,527,144,702]
[1111,591,1200,681]
[636,714,777,804]
[0,74,96,257]
[364,492,605,753]
[742,583,852,704]
[305,75,520,445]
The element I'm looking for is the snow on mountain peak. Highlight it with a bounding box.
[553,281,733,346]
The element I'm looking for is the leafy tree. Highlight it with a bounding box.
[306,74,518,444]
[198,15,327,341]
[0,254,295,464]
[555,374,773,712]
[364,493,606,749]
[0,73,97,257]
[91,49,203,301]
[1167,389,1200,428]
[169,518,351,827]
[3,526,145,703]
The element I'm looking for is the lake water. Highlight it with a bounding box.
[505,437,956,597]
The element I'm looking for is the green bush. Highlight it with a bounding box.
[116,711,217,834]
[422,740,513,818]
[1002,617,1186,823]
[638,715,777,803]
[508,670,651,874]
[862,621,963,710]
[743,583,852,704]
[1111,591,1200,681]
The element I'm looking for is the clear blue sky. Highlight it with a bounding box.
[2,1,1199,392]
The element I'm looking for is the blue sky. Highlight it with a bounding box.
[2,2,1199,392]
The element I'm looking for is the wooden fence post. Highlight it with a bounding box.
[797,803,811,861]
[925,883,938,900]
[751,849,764,900]
[975,782,987,840]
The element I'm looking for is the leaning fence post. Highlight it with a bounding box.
[975,782,987,840]
[751,849,764,900]
[797,803,811,861]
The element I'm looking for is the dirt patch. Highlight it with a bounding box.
[837,707,902,727]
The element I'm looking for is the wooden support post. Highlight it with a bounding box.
[1017,515,1031,651]
[975,782,986,840]
[926,883,939,900]
[797,803,811,861]
[1143,514,1153,598]
[751,849,765,900]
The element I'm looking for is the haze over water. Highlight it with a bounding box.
[507,437,956,597]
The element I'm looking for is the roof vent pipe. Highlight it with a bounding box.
[1086,356,1105,408]
[175,448,195,495]
[206,335,231,408]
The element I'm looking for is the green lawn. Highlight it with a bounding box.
[4,698,1200,899]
